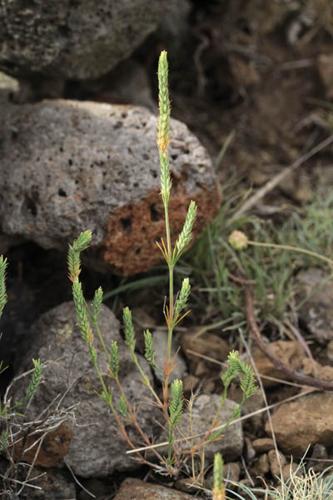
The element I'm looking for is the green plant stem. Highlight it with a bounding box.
[167,263,175,359]
[167,426,174,463]
[248,240,333,267]
[163,198,175,361]
[94,363,137,451]
[115,377,164,463]
[94,322,108,355]
[130,351,162,406]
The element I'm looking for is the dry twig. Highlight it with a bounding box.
[242,280,333,391]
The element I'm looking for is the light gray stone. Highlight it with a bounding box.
[174,394,243,461]
[152,328,187,383]
[0,100,220,275]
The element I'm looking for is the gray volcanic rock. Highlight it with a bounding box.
[170,394,243,461]
[0,1,169,80]
[13,302,160,477]
[0,100,220,275]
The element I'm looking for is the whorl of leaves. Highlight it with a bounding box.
[221,351,257,401]
[68,230,92,281]
[25,358,42,406]
[92,286,103,324]
[169,379,183,427]
[174,201,197,260]
[110,340,120,379]
[123,307,136,351]
[118,394,128,418]
[174,278,191,321]
[72,280,94,346]
[143,329,155,368]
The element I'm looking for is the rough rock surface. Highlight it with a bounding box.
[252,341,304,387]
[174,394,243,461]
[152,328,187,383]
[14,302,160,477]
[20,468,76,500]
[0,1,170,80]
[181,330,230,376]
[11,421,73,468]
[114,479,193,500]
[296,268,333,341]
[0,233,22,255]
[252,437,274,454]
[266,392,333,456]
[0,99,220,275]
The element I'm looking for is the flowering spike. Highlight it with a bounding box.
[158,50,170,155]
[110,340,120,379]
[123,307,136,351]
[144,329,155,368]
[174,278,191,321]
[213,453,225,500]
[174,201,197,260]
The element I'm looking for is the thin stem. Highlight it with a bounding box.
[130,351,162,407]
[167,264,174,360]
[163,194,175,362]
[164,202,172,258]
[167,424,173,463]
[114,378,164,463]
[94,322,108,355]
[248,240,333,267]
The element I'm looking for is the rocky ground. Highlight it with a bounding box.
[1,0,333,498]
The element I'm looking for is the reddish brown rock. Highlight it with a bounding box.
[11,422,73,468]
[114,479,193,499]
[252,341,304,387]
[252,437,275,454]
[181,329,229,376]
[266,392,333,456]
[268,449,286,477]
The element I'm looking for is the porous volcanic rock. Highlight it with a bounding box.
[0,100,220,275]
[0,0,170,80]
[13,302,160,477]
[173,394,243,461]
[266,392,333,456]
